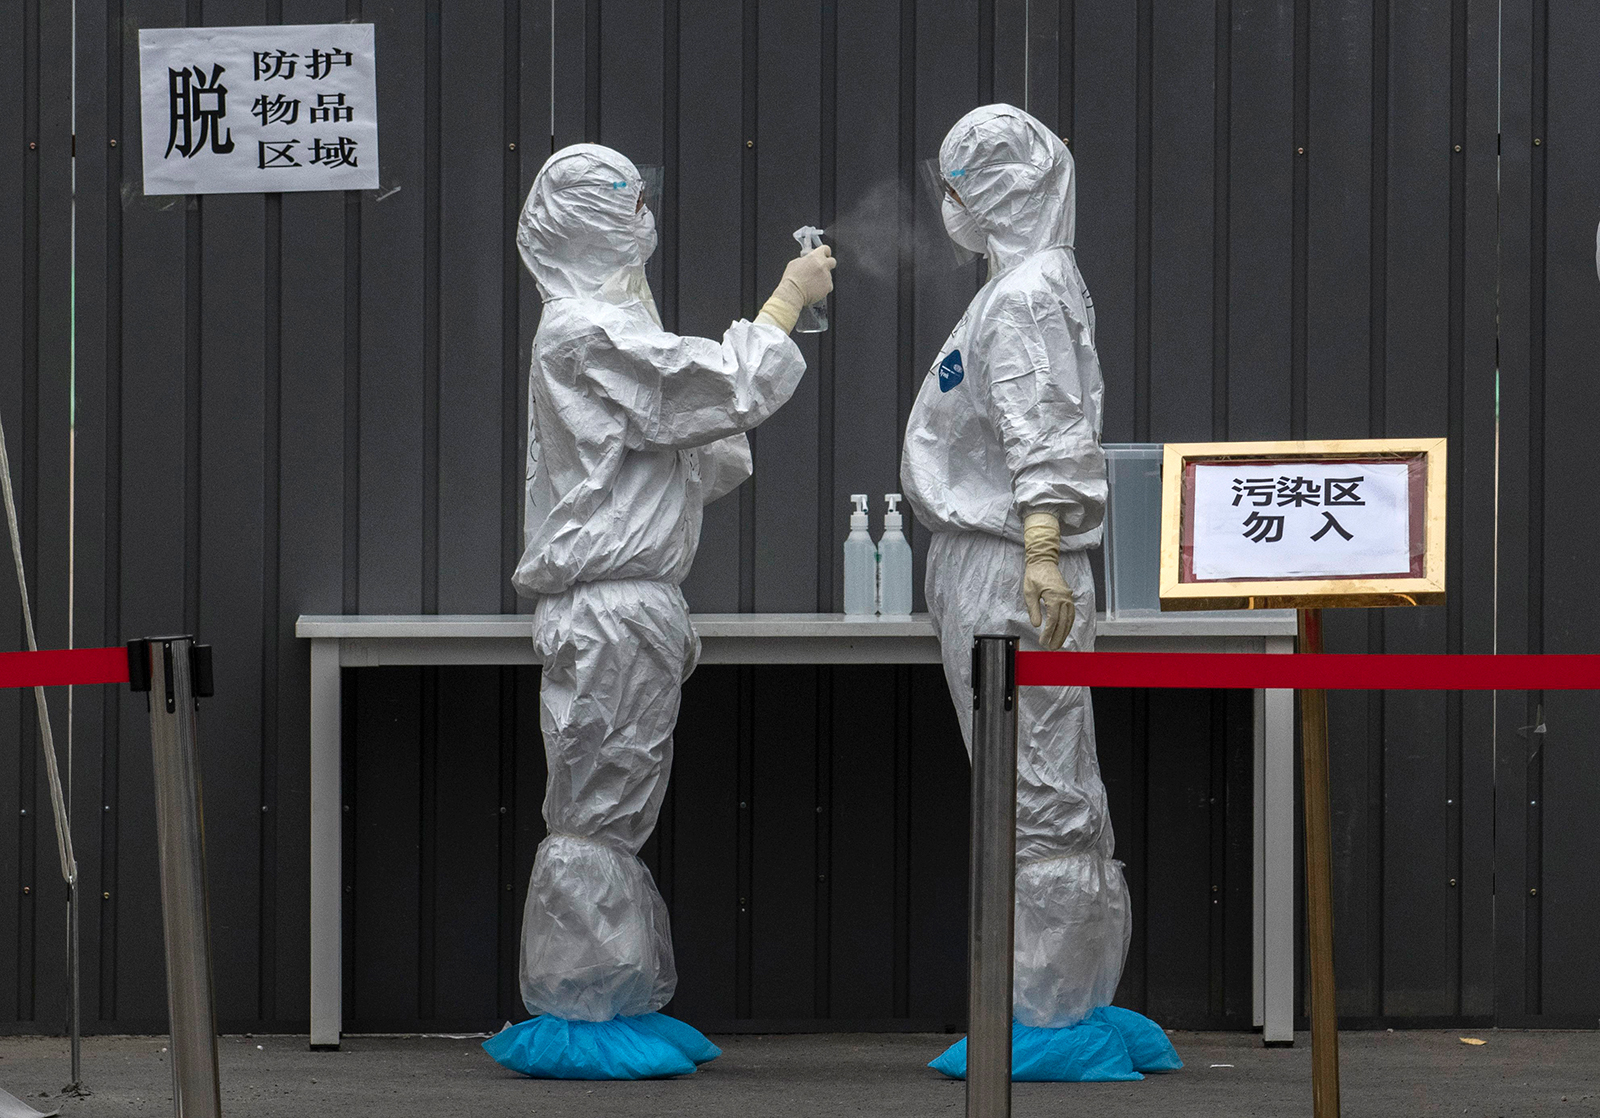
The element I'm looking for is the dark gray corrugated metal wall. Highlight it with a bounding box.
[0,0,1591,1035]
[1,0,74,1037]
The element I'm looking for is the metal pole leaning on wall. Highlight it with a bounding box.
[968,635,1018,1118]
[128,637,221,1118]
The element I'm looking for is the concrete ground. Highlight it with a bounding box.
[0,1029,1595,1117]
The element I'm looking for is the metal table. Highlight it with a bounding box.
[296,611,1297,1049]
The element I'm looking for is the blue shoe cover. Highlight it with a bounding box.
[1094,1004,1183,1072]
[928,1007,1181,1082]
[483,1012,721,1080]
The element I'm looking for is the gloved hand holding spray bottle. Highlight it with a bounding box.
[792,226,830,333]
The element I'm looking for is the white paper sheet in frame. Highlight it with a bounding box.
[140,24,379,195]
[1190,461,1412,581]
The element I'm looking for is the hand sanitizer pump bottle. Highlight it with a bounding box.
[877,494,913,615]
[843,494,877,615]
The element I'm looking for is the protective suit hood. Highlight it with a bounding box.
[518,143,659,316]
[939,104,1075,273]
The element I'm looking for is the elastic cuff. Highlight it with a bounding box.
[1022,511,1061,567]
[756,298,800,334]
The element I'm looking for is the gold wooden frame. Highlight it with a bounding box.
[1158,438,1447,611]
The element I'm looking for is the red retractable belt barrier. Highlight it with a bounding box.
[0,647,131,689]
[1015,651,1600,691]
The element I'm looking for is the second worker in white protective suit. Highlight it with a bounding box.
[482,144,834,1081]
[903,105,1181,1082]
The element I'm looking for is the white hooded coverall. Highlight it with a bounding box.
[902,106,1129,1030]
[513,144,806,1022]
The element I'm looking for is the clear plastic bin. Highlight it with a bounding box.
[1103,444,1164,616]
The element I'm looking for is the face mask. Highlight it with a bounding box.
[633,205,658,265]
[943,194,987,255]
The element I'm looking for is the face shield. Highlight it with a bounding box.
[607,164,665,312]
[611,164,663,218]
[918,156,981,267]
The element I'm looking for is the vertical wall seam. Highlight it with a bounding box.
[421,0,441,617]
[813,671,832,1018]
[1368,0,1390,1015]
[1209,691,1229,1017]
[813,0,838,1020]
[661,0,681,334]
[1134,0,1151,441]
[500,0,523,616]
[979,0,994,102]
[497,0,523,1014]
[1132,691,1150,1008]
[584,0,600,141]
[1523,0,1546,1018]
[1446,0,1470,1015]
[259,187,283,1024]
[815,0,837,615]
[417,669,438,1020]
[654,0,681,919]
[1058,0,1074,148]
[735,668,755,1018]
[1288,0,1308,441]
[892,667,911,1018]
[416,0,444,1021]
[340,671,358,1020]
[259,0,289,1020]
[1212,0,1231,441]
[495,665,517,1021]
[893,1,915,1021]
[98,0,124,1024]
[735,0,760,1019]
[18,0,41,1022]
[184,210,201,638]
[738,0,758,613]
[895,0,915,459]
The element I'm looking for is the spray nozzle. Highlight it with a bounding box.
[794,225,826,252]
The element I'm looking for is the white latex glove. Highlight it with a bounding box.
[756,245,836,333]
[1022,511,1075,651]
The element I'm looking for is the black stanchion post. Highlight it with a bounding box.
[968,635,1018,1118]
[129,637,221,1118]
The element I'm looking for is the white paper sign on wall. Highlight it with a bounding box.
[139,24,380,195]
[1190,461,1412,581]
[1158,439,1447,611]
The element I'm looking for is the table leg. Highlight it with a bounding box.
[309,638,342,1050]
[1263,635,1296,1046]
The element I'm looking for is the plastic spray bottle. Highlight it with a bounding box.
[844,494,877,615]
[792,226,829,333]
[877,494,913,615]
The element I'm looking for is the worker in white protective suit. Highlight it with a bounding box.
[903,105,1181,1082]
[482,143,834,1081]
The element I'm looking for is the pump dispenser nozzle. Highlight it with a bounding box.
[883,493,904,529]
[850,493,870,530]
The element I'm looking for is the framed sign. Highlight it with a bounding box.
[1159,438,1446,610]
